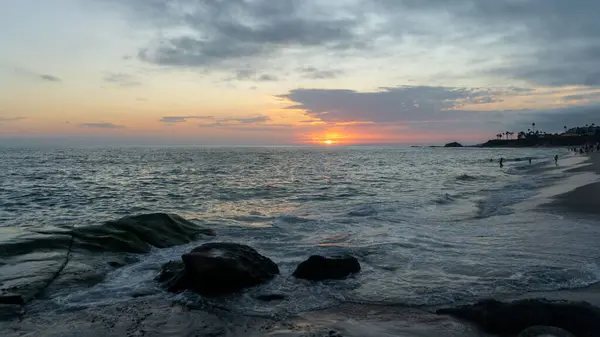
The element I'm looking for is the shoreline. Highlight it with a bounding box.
[541,153,600,215]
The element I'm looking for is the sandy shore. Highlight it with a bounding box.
[542,153,600,215]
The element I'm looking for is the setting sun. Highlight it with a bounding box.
[323,140,334,145]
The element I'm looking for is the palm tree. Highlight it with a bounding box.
[532,122,536,132]
[564,126,567,133]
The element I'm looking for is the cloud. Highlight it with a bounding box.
[299,67,344,80]
[0,117,26,122]
[103,72,141,87]
[114,0,372,71]
[280,86,518,123]
[371,0,600,87]
[160,116,214,123]
[218,116,270,124]
[160,115,270,125]
[228,69,278,82]
[78,123,124,129]
[40,74,61,82]
[563,92,600,102]
[112,0,600,87]
[257,74,278,82]
[277,84,600,139]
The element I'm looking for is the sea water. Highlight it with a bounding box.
[1,146,599,321]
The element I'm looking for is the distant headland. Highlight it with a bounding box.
[478,124,600,148]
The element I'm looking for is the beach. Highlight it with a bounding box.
[542,153,600,215]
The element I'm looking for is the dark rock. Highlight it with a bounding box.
[0,293,24,305]
[444,142,463,147]
[108,261,125,268]
[255,294,285,302]
[155,261,185,283]
[292,255,360,281]
[436,299,600,336]
[518,325,575,337]
[164,242,279,296]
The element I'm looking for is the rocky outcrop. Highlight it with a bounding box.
[74,213,217,253]
[292,255,360,281]
[436,299,600,336]
[159,243,279,296]
[444,142,463,147]
[0,212,214,317]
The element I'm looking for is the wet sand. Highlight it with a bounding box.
[543,153,600,215]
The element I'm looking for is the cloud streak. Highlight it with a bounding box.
[40,74,61,82]
[103,72,141,87]
[0,117,26,122]
[78,123,124,129]
[160,116,214,123]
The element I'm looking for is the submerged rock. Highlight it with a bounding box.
[162,242,279,296]
[518,326,575,337]
[436,299,600,336]
[292,255,360,281]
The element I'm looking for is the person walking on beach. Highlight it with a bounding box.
[499,157,504,168]
[554,155,558,165]
[529,158,532,164]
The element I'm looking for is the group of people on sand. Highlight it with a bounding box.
[570,143,600,155]
[495,155,558,168]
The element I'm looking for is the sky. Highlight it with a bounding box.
[1,0,600,145]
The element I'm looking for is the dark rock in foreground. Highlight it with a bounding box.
[444,142,463,147]
[255,293,286,301]
[161,242,279,296]
[0,293,24,305]
[293,255,360,281]
[518,325,575,337]
[436,299,600,336]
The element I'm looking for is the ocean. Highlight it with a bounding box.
[1,146,599,336]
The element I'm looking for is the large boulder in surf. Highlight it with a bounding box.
[161,242,279,296]
[292,255,360,281]
[436,299,600,336]
[444,142,463,147]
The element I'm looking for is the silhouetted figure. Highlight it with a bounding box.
[499,157,504,168]
[580,148,584,155]
[529,158,532,164]
[554,155,558,165]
